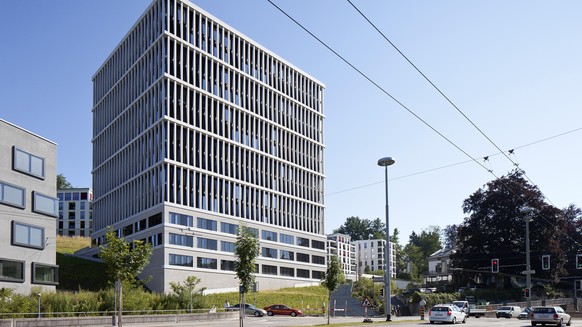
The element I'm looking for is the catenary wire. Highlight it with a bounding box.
[345,0,556,207]
[264,1,580,245]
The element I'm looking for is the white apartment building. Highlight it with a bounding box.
[327,233,356,278]
[89,0,326,293]
[353,239,396,277]
[0,119,59,293]
[57,188,93,237]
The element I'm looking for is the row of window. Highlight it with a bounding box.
[56,191,91,201]
[0,181,58,217]
[168,253,324,279]
[170,212,325,250]
[0,258,58,285]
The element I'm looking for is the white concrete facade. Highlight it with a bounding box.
[353,239,396,277]
[57,188,93,237]
[327,233,356,278]
[0,119,59,294]
[90,0,326,293]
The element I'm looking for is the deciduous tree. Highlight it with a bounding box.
[321,256,345,324]
[234,225,259,327]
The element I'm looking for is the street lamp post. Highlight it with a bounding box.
[37,293,41,319]
[378,156,395,321]
[521,206,534,308]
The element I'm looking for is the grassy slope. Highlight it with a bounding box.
[56,236,109,291]
[56,236,329,310]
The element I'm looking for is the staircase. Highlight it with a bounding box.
[330,284,380,317]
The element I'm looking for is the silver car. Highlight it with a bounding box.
[227,303,267,317]
[531,306,571,326]
[429,304,467,324]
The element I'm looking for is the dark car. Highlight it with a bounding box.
[226,303,267,317]
[263,304,303,317]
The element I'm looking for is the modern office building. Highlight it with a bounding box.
[57,188,93,237]
[353,239,396,277]
[90,0,326,293]
[326,233,356,279]
[0,119,59,293]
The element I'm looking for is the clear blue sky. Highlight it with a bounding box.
[2,1,581,245]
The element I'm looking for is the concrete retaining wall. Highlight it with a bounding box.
[0,312,237,327]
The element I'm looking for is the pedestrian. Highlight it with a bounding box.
[224,300,230,310]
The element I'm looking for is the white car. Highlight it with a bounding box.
[531,306,571,326]
[429,304,467,324]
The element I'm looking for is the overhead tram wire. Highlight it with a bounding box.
[345,0,558,207]
[264,1,581,245]
[265,0,496,179]
[325,126,582,197]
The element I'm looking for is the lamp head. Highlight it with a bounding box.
[520,206,534,214]
[377,157,395,167]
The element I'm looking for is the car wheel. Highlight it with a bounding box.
[497,315,500,318]
[557,319,563,327]
[452,317,456,324]
[291,311,297,317]
[430,321,434,324]
[462,315,467,323]
[254,311,260,317]
[267,311,273,316]
[509,314,512,319]
[567,318,572,326]
[531,322,537,326]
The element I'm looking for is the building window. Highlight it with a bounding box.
[221,222,238,235]
[262,247,277,258]
[261,264,277,275]
[221,241,236,253]
[197,217,217,231]
[312,270,325,279]
[297,268,310,279]
[312,240,325,250]
[262,230,277,242]
[169,254,193,267]
[280,250,294,261]
[32,263,58,285]
[0,181,25,209]
[297,237,309,247]
[280,233,294,245]
[296,253,310,263]
[12,221,44,249]
[280,267,294,277]
[169,212,193,227]
[72,193,80,201]
[221,260,236,271]
[32,192,59,217]
[13,147,45,179]
[0,258,24,282]
[169,233,193,247]
[197,257,217,269]
[312,255,325,265]
[197,237,218,250]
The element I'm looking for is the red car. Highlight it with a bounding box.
[263,304,303,317]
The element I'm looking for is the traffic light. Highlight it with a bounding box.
[542,255,550,270]
[380,288,384,297]
[577,254,582,269]
[491,258,499,273]
[524,288,530,298]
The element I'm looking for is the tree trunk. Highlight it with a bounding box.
[239,292,245,327]
[119,279,123,327]
[327,291,331,325]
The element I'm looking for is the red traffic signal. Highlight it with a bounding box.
[491,258,499,273]
[524,288,531,298]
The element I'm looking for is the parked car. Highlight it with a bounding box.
[263,304,303,317]
[531,306,571,326]
[429,304,467,324]
[226,303,267,317]
[518,307,532,320]
[496,305,521,318]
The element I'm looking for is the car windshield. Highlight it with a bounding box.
[499,307,511,310]
[432,307,449,311]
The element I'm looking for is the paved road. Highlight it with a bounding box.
[131,315,563,327]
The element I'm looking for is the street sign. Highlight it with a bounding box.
[361,297,372,307]
[521,270,536,274]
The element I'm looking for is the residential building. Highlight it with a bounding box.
[424,247,455,285]
[326,233,356,279]
[89,0,326,293]
[353,239,396,277]
[57,188,93,237]
[0,119,59,293]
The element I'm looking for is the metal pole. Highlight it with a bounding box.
[525,213,531,308]
[37,293,41,319]
[383,165,391,321]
